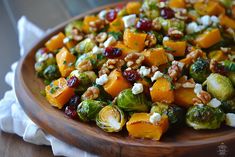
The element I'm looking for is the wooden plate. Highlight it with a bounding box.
[14,2,235,157]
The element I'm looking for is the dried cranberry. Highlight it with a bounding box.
[65,105,78,119]
[123,69,140,82]
[68,95,80,106]
[104,47,122,58]
[106,10,117,22]
[160,7,174,19]
[67,76,79,88]
[214,62,228,75]
[136,19,152,31]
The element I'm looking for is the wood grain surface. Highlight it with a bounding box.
[14,2,235,157]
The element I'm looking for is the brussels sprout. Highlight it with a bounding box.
[141,0,160,19]
[94,84,112,102]
[96,105,125,132]
[43,65,60,81]
[220,98,235,113]
[65,20,83,36]
[117,89,150,112]
[228,72,235,86]
[222,60,235,72]
[83,71,97,83]
[77,100,106,121]
[75,38,96,54]
[159,18,185,33]
[35,61,47,77]
[150,102,185,128]
[69,70,93,93]
[190,58,210,83]
[186,105,225,130]
[207,73,235,101]
[219,0,233,8]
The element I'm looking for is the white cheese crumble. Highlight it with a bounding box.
[139,66,151,77]
[194,83,202,96]
[163,36,170,41]
[172,61,184,70]
[149,112,161,124]
[211,16,219,25]
[96,74,108,85]
[132,83,144,95]
[198,15,212,26]
[208,98,221,108]
[98,10,107,20]
[226,113,235,127]
[196,103,204,108]
[166,53,174,61]
[151,71,163,82]
[38,53,53,62]
[104,36,116,47]
[122,14,136,28]
[186,22,205,34]
[92,46,104,54]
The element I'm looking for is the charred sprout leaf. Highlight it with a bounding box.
[222,60,235,72]
[186,105,225,130]
[117,89,150,112]
[94,84,112,102]
[43,65,60,81]
[220,98,235,113]
[77,100,106,121]
[65,20,83,36]
[207,73,235,101]
[75,38,96,54]
[108,32,122,40]
[96,105,125,132]
[190,58,211,83]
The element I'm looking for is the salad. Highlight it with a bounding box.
[34,0,235,140]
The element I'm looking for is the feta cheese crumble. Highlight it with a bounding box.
[96,74,108,85]
[139,66,151,77]
[194,83,202,96]
[226,113,235,127]
[122,14,136,28]
[104,36,116,47]
[198,15,212,26]
[149,112,161,124]
[132,83,143,95]
[166,53,174,61]
[163,36,170,41]
[208,98,221,108]
[98,10,107,20]
[151,71,163,82]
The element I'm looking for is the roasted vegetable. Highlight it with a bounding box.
[75,38,96,54]
[96,105,125,132]
[117,89,149,112]
[142,48,168,66]
[82,16,99,33]
[43,65,60,81]
[194,1,225,16]
[189,58,210,83]
[94,84,112,102]
[141,0,160,19]
[220,99,235,113]
[186,105,225,130]
[160,18,185,33]
[169,0,186,8]
[222,60,235,72]
[174,87,196,108]
[77,100,106,121]
[126,1,141,15]
[163,40,187,57]
[228,72,235,86]
[45,32,65,52]
[207,73,235,101]
[219,14,235,30]
[65,20,83,36]
[208,50,228,61]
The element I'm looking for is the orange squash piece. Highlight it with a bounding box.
[104,69,132,97]
[194,1,225,16]
[150,77,174,103]
[114,42,135,59]
[63,38,77,49]
[123,29,147,51]
[219,14,235,30]
[169,0,186,8]
[163,40,186,57]
[126,113,169,140]
[142,48,168,66]
[108,17,124,32]
[56,47,76,77]
[208,50,228,61]
[82,16,99,33]
[45,78,75,109]
[126,2,141,15]
[174,87,196,108]
[45,32,65,52]
[195,28,221,48]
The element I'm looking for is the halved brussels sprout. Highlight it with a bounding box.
[220,98,235,113]
[65,20,83,36]
[77,100,106,121]
[96,105,125,132]
[186,105,225,130]
[117,89,150,112]
[190,58,210,83]
[75,38,96,54]
[43,65,60,81]
[35,61,47,77]
[150,102,185,128]
[228,72,235,86]
[83,71,97,83]
[141,0,160,19]
[158,17,185,33]
[207,73,235,101]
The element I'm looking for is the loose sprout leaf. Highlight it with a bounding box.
[108,31,123,40]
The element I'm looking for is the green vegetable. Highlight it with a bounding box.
[150,102,185,128]
[108,31,122,40]
[222,60,235,72]
[65,20,83,36]
[75,38,96,54]
[117,89,150,112]
[159,17,185,33]
[35,61,47,77]
[43,65,60,81]
[94,84,112,102]
[141,0,160,19]
[83,71,97,83]
[228,72,235,86]
[219,0,233,8]
[207,73,235,101]
[96,105,125,132]
[220,98,235,113]
[117,8,127,17]
[186,105,225,130]
[190,58,211,83]
[77,100,106,121]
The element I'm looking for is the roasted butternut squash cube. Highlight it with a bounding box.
[208,50,228,61]
[45,78,75,109]
[108,17,124,32]
[163,40,187,57]
[45,32,65,52]
[124,29,147,51]
[142,48,168,66]
[219,14,235,30]
[195,28,221,48]
[126,113,169,140]
[169,0,186,8]
[104,69,132,97]
[174,87,196,108]
[150,77,174,103]
[194,1,225,16]
[126,2,141,14]
[63,37,77,49]
[82,16,99,33]
[56,47,76,77]
[114,41,135,59]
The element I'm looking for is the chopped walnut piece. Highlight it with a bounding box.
[124,53,145,69]
[89,19,106,32]
[76,60,93,72]
[210,59,227,75]
[220,47,231,54]
[193,91,211,105]
[71,28,84,41]
[174,76,195,89]
[98,59,125,76]
[145,34,157,47]
[174,8,188,20]
[168,28,184,39]
[152,18,162,31]
[81,86,100,100]
[168,61,184,81]
[96,32,108,43]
